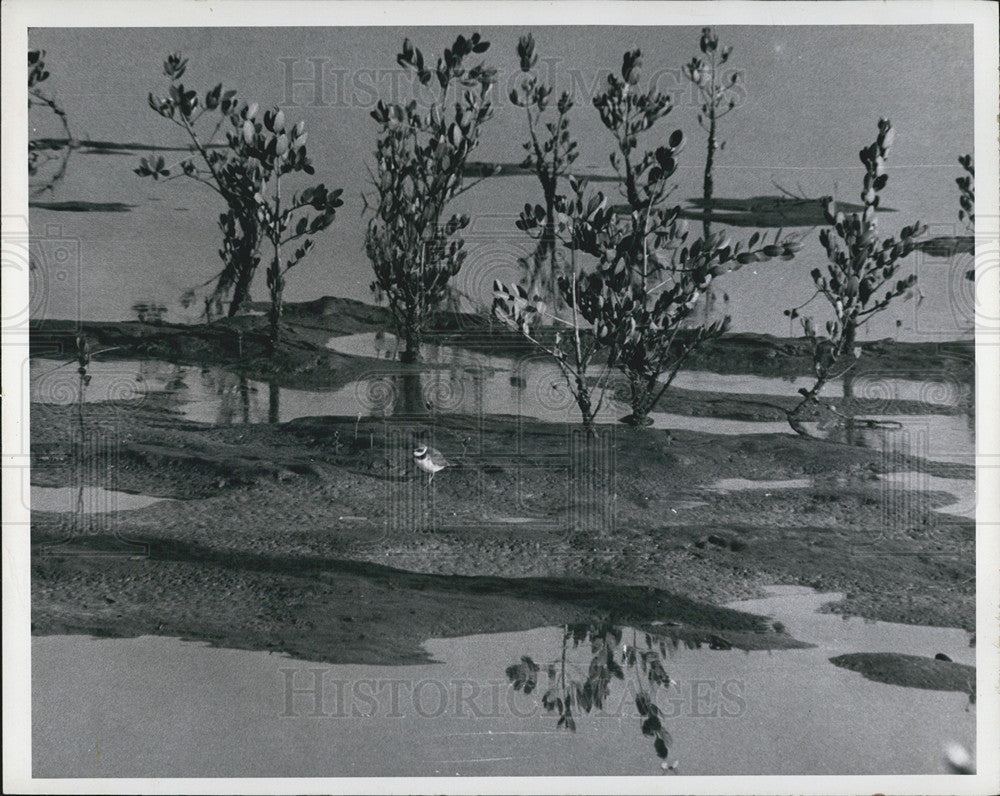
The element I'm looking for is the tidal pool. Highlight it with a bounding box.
[31,485,168,513]
[706,474,975,520]
[329,332,970,406]
[32,586,974,778]
[878,472,976,519]
[710,477,813,493]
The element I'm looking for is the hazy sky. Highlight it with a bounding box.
[30,25,973,174]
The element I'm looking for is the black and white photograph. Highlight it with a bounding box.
[3,1,999,793]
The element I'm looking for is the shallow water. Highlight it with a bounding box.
[31,354,626,426]
[807,413,976,467]
[648,412,791,435]
[327,332,629,424]
[879,473,976,519]
[710,477,813,492]
[31,485,168,514]
[706,474,975,520]
[30,353,974,466]
[669,370,970,406]
[32,585,974,777]
[30,358,371,425]
[330,332,968,407]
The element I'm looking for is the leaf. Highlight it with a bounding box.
[205,83,222,110]
[654,737,669,758]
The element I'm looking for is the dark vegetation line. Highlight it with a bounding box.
[30,137,228,153]
[29,200,135,212]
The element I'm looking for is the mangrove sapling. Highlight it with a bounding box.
[682,27,743,320]
[366,33,496,364]
[139,54,262,317]
[494,176,617,434]
[682,27,741,238]
[785,119,926,436]
[142,56,344,344]
[509,33,580,308]
[237,107,343,350]
[588,49,800,425]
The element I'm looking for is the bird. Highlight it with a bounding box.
[413,444,450,484]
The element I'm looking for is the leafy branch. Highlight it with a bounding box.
[494,176,617,433]
[682,27,741,240]
[785,119,926,434]
[509,33,580,307]
[28,49,73,195]
[957,154,974,235]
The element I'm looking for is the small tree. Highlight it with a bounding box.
[494,176,615,433]
[957,153,975,234]
[683,28,742,321]
[139,54,260,317]
[139,54,342,346]
[785,119,926,434]
[509,33,579,307]
[682,27,741,240]
[366,33,496,363]
[582,49,798,425]
[238,107,343,349]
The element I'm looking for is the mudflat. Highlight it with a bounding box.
[29,299,975,665]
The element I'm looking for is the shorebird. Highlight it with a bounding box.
[413,444,449,484]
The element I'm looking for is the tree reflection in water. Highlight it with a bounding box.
[507,620,694,767]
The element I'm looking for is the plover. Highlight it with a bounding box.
[413,444,449,484]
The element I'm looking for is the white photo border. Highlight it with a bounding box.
[3,2,998,794]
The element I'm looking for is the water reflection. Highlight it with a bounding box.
[328,334,622,424]
[332,332,970,407]
[507,621,715,767]
[29,356,974,466]
[32,485,167,513]
[800,413,974,467]
[31,586,976,777]
[669,370,970,405]
[786,375,974,466]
